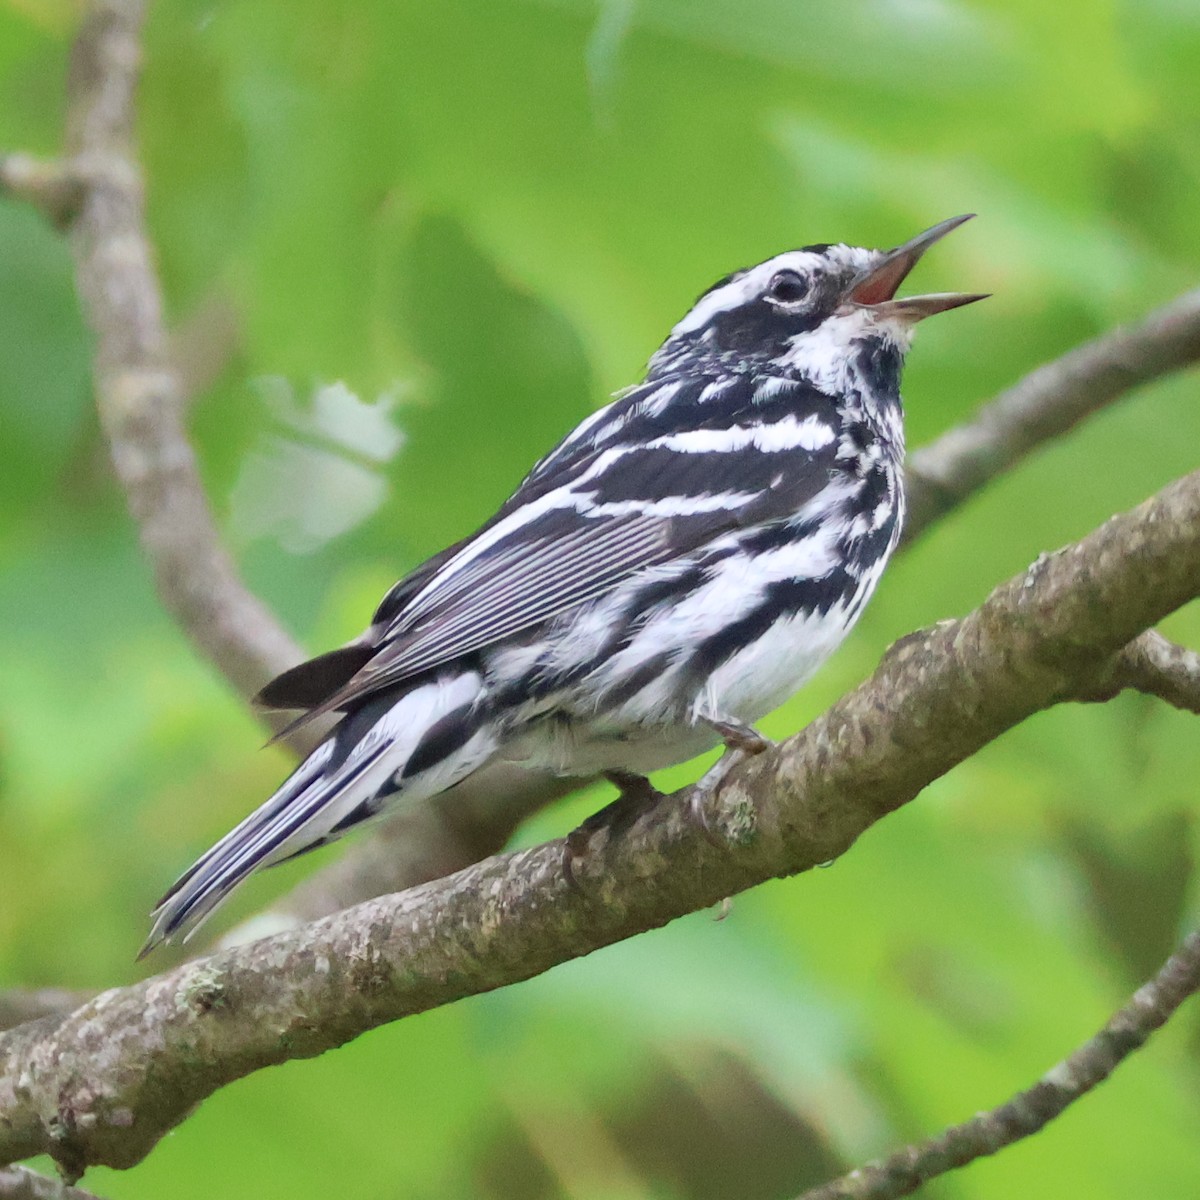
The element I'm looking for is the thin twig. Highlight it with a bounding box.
[904,288,1200,539]
[796,931,1200,1200]
[3,467,1199,1179]
[0,154,84,229]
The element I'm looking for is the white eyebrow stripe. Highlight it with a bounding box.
[670,249,833,336]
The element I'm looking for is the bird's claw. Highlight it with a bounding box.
[562,771,665,892]
[706,717,772,756]
[561,828,591,893]
[688,720,773,845]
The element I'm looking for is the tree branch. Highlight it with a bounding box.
[2,466,1198,1180]
[796,930,1200,1200]
[0,992,95,1037]
[55,0,310,746]
[904,287,1200,539]
[1088,629,1200,715]
[0,1165,107,1200]
[0,154,84,229]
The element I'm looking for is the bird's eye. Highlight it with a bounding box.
[766,270,810,304]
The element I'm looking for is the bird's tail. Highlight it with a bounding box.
[142,672,495,955]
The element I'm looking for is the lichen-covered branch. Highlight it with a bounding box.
[2,466,1198,1180]
[795,930,1200,1200]
[904,287,1200,539]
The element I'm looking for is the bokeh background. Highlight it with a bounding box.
[3,1,1200,1197]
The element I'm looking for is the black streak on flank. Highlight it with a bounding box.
[621,562,709,622]
[844,508,900,577]
[401,702,480,780]
[766,570,859,619]
[600,651,675,707]
[328,805,372,837]
[516,561,710,704]
[326,690,409,771]
[680,568,858,686]
[856,464,891,513]
[739,516,825,555]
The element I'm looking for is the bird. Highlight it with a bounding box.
[143,214,985,953]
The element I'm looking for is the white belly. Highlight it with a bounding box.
[692,602,854,725]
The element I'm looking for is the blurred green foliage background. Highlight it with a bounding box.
[2,1,1200,1196]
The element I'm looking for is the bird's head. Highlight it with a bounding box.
[648,214,986,395]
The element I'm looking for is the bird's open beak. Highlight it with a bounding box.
[841,214,988,321]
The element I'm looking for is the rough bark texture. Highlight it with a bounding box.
[0,1165,106,1200]
[2,468,1198,1180]
[1096,630,1200,714]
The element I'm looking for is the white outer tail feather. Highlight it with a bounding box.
[143,671,493,954]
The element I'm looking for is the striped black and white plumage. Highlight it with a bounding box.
[145,216,984,950]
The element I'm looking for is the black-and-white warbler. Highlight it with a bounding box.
[144,215,984,951]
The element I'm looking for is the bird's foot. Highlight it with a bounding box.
[688,718,773,845]
[706,717,772,756]
[562,771,665,890]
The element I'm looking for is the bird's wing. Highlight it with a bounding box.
[254,539,467,712]
[271,376,842,735]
